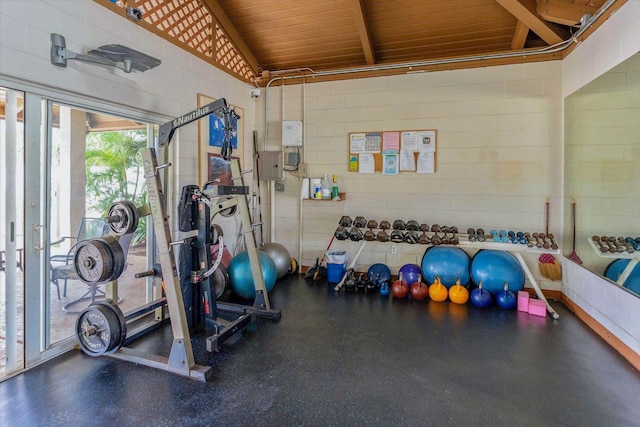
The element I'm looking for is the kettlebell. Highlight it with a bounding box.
[391,272,410,299]
[365,274,378,292]
[495,281,517,309]
[470,281,492,308]
[343,270,357,292]
[449,277,469,305]
[379,280,390,296]
[410,274,429,301]
[428,276,448,302]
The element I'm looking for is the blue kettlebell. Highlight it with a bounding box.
[495,281,517,309]
[379,279,390,296]
[470,281,492,308]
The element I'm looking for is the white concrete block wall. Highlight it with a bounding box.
[258,62,564,287]
[561,0,640,356]
[0,0,256,252]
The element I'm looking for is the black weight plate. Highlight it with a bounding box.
[212,264,230,299]
[107,200,139,236]
[92,300,127,354]
[74,239,113,284]
[76,301,126,356]
[95,236,126,282]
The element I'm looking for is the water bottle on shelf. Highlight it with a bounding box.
[321,174,331,199]
[331,175,339,199]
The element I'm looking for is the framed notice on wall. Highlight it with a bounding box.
[197,93,244,186]
[348,129,436,174]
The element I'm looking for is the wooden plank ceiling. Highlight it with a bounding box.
[102,0,616,84]
[216,0,605,75]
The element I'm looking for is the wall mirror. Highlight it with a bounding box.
[564,52,640,298]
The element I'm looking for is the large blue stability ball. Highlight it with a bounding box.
[470,250,525,295]
[605,259,640,295]
[228,250,277,299]
[421,246,471,288]
[399,263,422,285]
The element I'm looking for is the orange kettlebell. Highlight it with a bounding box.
[449,277,469,305]
[428,276,448,302]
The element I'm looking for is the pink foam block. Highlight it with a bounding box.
[528,299,547,317]
[517,291,530,312]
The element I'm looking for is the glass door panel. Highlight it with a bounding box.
[0,87,26,378]
[46,102,153,344]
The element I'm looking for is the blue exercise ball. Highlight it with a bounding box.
[229,250,277,299]
[399,263,422,285]
[470,250,524,295]
[604,259,640,295]
[368,263,391,285]
[421,246,471,288]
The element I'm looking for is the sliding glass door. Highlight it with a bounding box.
[46,101,157,345]
[1,81,163,380]
[0,87,25,378]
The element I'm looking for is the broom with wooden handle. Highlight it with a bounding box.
[568,201,583,264]
[538,200,562,281]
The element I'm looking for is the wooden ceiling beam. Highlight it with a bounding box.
[495,0,564,45]
[348,0,375,65]
[200,0,260,75]
[511,20,529,50]
[536,0,598,26]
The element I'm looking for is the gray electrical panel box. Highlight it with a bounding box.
[259,151,283,181]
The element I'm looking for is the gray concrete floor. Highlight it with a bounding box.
[1,274,640,426]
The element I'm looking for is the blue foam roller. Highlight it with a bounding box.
[604,259,640,295]
[421,246,471,288]
[470,250,525,295]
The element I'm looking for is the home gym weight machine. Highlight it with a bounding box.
[74,98,280,382]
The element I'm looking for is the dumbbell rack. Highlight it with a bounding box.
[331,217,560,319]
[587,236,640,287]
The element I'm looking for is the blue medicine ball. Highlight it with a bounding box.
[229,250,277,299]
[470,250,524,295]
[368,263,391,285]
[399,263,422,285]
[604,259,640,295]
[421,246,471,288]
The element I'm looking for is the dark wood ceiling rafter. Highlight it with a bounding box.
[495,0,566,45]
[537,0,600,26]
[349,0,375,65]
[511,20,530,50]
